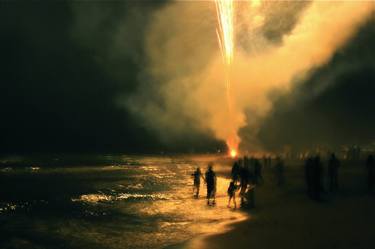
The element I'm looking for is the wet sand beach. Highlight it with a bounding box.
[184,160,375,249]
[0,155,245,249]
[1,155,375,249]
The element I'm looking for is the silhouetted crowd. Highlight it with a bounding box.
[304,153,375,200]
[193,156,276,209]
[305,156,324,200]
[192,153,375,209]
[231,156,260,208]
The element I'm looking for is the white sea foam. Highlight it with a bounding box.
[72,192,171,204]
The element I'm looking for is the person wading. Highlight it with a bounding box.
[205,164,217,205]
[227,181,238,209]
[192,167,204,198]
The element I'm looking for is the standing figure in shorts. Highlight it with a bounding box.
[227,181,238,209]
[205,164,217,205]
[192,167,204,198]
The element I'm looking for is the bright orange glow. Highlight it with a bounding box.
[215,0,238,154]
[230,148,237,158]
[251,0,261,8]
[138,1,374,158]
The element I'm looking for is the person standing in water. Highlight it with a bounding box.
[227,181,238,209]
[205,164,217,205]
[192,167,204,198]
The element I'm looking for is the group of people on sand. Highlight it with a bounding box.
[229,156,266,209]
[192,156,269,209]
[305,153,341,200]
[192,153,375,209]
[304,153,375,200]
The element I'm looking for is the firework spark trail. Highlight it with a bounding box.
[215,0,237,157]
[215,0,234,66]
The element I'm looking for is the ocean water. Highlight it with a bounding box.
[0,155,246,249]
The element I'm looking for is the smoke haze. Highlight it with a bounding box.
[1,1,374,154]
[127,1,375,153]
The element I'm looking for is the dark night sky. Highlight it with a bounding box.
[0,2,374,154]
[0,1,224,154]
[2,2,162,154]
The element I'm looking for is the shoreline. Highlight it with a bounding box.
[165,211,250,249]
[165,171,250,249]
[176,162,375,249]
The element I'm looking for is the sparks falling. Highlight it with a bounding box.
[215,0,237,158]
[215,0,234,67]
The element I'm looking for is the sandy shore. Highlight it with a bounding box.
[183,161,375,249]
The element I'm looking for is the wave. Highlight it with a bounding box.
[72,192,171,204]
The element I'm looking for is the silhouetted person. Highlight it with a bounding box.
[262,156,267,170]
[231,161,240,183]
[305,157,314,198]
[313,156,324,200]
[227,181,238,209]
[263,156,272,168]
[245,170,256,208]
[239,164,249,206]
[192,167,204,198]
[275,157,284,186]
[238,158,244,170]
[254,159,263,185]
[246,181,256,208]
[328,153,340,192]
[205,164,217,205]
[366,155,375,193]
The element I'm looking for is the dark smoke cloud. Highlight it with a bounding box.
[1,1,374,154]
[246,17,375,152]
[0,1,224,154]
[261,0,311,44]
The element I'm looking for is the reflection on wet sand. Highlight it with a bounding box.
[0,155,247,249]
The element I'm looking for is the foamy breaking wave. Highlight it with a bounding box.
[72,193,171,204]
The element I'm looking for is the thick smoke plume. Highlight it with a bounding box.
[127,1,375,153]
